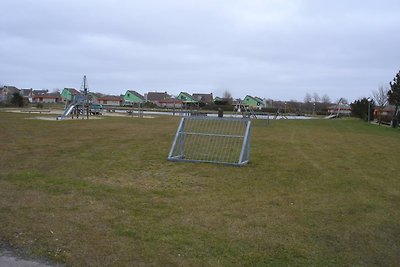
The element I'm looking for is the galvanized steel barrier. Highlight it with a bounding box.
[168,116,252,166]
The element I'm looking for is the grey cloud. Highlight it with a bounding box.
[1,0,399,101]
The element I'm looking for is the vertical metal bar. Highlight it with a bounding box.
[179,118,186,158]
[245,120,251,162]
[238,119,251,164]
[168,117,184,159]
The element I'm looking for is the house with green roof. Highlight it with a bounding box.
[177,92,198,103]
[61,88,81,102]
[123,90,145,104]
[242,95,265,109]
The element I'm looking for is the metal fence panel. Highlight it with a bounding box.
[168,117,252,166]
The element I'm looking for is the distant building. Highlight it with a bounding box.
[123,90,145,104]
[61,88,81,102]
[327,104,351,116]
[32,91,62,103]
[0,86,19,102]
[192,93,213,104]
[373,105,397,117]
[157,98,183,108]
[242,95,265,109]
[146,91,170,104]
[0,87,6,103]
[20,88,33,102]
[97,95,123,106]
[177,92,198,104]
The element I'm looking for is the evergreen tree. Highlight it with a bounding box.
[350,98,374,121]
[388,70,400,127]
[10,92,25,107]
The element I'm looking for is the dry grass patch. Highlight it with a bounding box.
[1,111,400,266]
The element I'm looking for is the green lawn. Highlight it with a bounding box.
[0,112,399,266]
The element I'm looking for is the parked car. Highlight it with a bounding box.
[90,103,103,115]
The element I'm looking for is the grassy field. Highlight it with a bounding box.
[0,111,399,266]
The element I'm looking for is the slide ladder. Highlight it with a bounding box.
[62,103,76,117]
[325,98,343,119]
[58,96,86,120]
[236,102,257,119]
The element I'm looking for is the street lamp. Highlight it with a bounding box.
[284,102,287,114]
[367,97,372,123]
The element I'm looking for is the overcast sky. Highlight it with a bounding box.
[1,0,399,101]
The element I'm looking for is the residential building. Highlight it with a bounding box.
[177,92,198,104]
[32,91,62,103]
[61,88,81,102]
[0,86,19,102]
[327,104,351,116]
[97,95,123,106]
[157,98,183,108]
[20,88,33,102]
[242,95,265,109]
[374,105,398,117]
[192,93,213,104]
[146,91,170,105]
[123,90,145,104]
[0,87,5,102]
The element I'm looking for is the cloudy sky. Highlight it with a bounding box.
[1,0,399,101]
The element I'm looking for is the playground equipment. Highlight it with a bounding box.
[60,95,87,118]
[127,102,144,118]
[168,116,252,166]
[58,75,92,120]
[273,108,288,120]
[325,98,345,119]
[234,101,257,118]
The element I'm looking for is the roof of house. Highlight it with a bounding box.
[2,86,20,94]
[178,92,198,102]
[375,105,397,111]
[158,98,183,104]
[32,92,61,99]
[126,90,145,101]
[192,93,213,103]
[32,90,49,96]
[146,92,169,102]
[64,88,80,95]
[19,89,32,97]
[97,95,123,101]
[244,95,264,103]
[254,96,264,102]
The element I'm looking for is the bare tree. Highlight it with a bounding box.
[312,92,320,103]
[373,85,389,125]
[222,90,232,99]
[321,94,331,104]
[222,90,233,104]
[373,85,389,107]
[304,93,312,103]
